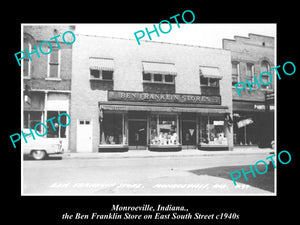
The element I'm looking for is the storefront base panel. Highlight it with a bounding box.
[234,144,271,149]
[148,145,182,152]
[234,144,258,148]
[182,145,197,150]
[198,144,229,151]
[128,146,148,150]
[98,145,129,152]
[96,145,232,152]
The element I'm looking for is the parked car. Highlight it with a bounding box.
[23,129,64,160]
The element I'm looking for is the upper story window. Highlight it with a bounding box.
[23,41,31,78]
[232,62,240,86]
[89,57,114,80]
[23,33,35,78]
[260,60,271,89]
[142,62,176,84]
[47,47,60,78]
[200,76,220,87]
[199,66,222,87]
[143,73,151,81]
[143,73,175,83]
[246,63,256,88]
[199,66,222,95]
[165,75,174,83]
[154,74,163,82]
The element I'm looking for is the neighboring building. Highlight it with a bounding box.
[22,25,75,150]
[223,34,275,148]
[70,35,233,153]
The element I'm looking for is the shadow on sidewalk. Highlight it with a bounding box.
[189,164,275,192]
[23,155,63,161]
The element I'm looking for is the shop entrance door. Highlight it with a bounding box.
[77,119,93,152]
[182,121,196,149]
[128,120,147,150]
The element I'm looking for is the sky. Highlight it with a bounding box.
[76,24,276,49]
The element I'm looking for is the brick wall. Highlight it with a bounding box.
[23,25,75,91]
[223,34,275,102]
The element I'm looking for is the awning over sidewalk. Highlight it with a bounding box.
[99,101,229,114]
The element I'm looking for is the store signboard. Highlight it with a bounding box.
[108,91,221,105]
[213,121,224,126]
[237,118,253,128]
[254,104,266,111]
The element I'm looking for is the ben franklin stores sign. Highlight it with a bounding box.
[108,91,221,105]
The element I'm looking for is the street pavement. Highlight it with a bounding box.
[23,148,275,195]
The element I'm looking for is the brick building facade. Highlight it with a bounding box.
[70,35,234,152]
[22,25,75,150]
[223,33,275,148]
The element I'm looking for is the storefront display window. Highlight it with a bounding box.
[24,111,42,131]
[233,113,258,145]
[47,111,67,138]
[100,113,124,145]
[150,115,179,145]
[199,116,227,146]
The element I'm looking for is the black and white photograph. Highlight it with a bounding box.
[20,23,276,196]
[5,5,298,224]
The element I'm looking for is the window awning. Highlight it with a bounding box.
[89,58,114,71]
[142,62,177,75]
[199,66,222,79]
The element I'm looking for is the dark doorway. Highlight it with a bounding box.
[182,121,196,149]
[128,120,147,150]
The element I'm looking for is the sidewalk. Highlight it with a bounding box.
[63,147,275,160]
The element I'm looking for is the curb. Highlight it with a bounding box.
[62,149,274,160]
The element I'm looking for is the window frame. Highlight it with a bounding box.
[89,69,114,81]
[246,63,254,79]
[246,63,257,89]
[199,115,228,146]
[23,42,31,78]
[142,72,175,84]
[260,74,271,89]
[100,113,124,145]
[200,76,219,87]
[260,60,272,89]
[143,73,152,81]
[23,111,43,130]
[164,74,174,83]
[150,114,179,145]
[46,111,67,139]
[47,47,61,79]
[231,61,240,86]
[153,74,163,82]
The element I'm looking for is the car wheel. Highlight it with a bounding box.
[31,150,47,160]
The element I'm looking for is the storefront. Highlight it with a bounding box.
[98,91,231,152]
[23,90,70,150]
[233,100,274,148]
[70,35,233,153]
